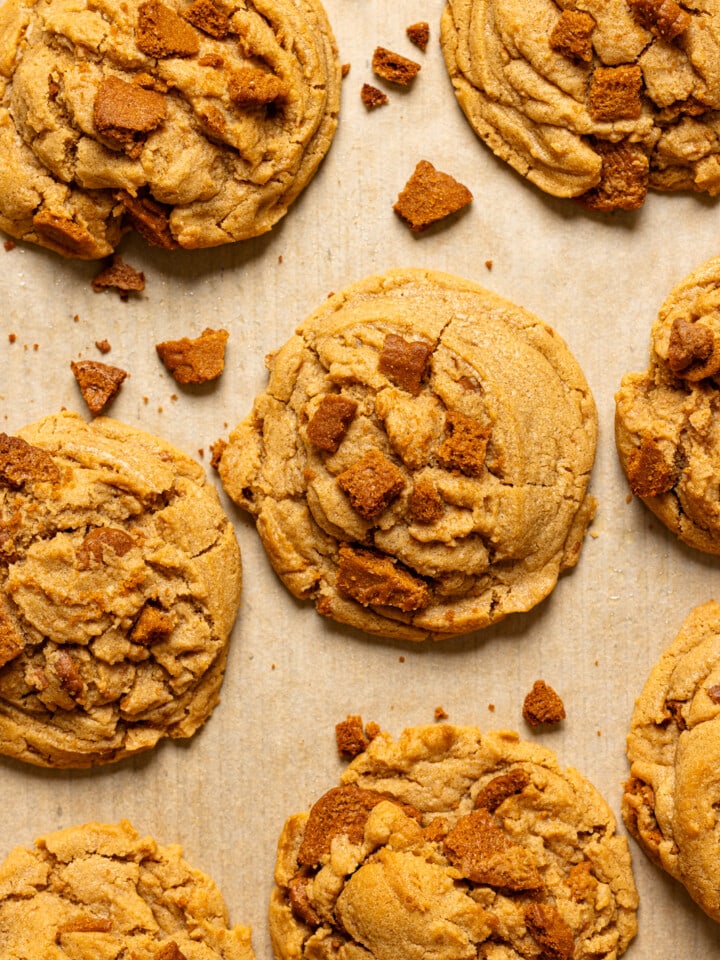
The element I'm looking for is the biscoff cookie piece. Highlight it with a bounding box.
[0,410,241,767]
[217,268,597,641]
[271,724,638,960]
[615,255,720,554]
[0,0,341,258]
[0,820,256,959]
[440,0,720,209]
[624,601,720,922]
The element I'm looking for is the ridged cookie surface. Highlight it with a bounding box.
[218,268,597,641]
[271,724,638,960]
[0,411,242,767]
[624,600,720,923]
[615,255,720,554]
[440,0,720,210]
[0,0,340,257]
[0,820,255,959]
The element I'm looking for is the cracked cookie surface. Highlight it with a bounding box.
[270,724,638,960]
[440,0,720,210]
[0,0,340,257]
[0,410,242,767]
[0,819,255,959]
[218,268,597,641]
[623,600,720,922]
[615,255,720,554]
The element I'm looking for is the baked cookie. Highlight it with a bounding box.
[270,724,639,960]
[0,410,242,767]
[615,255,720,554]
[0,819,255,959]
[0,0,340,258]
[440,0,720,210]
[217,268,597,641]
[624,600,720,922]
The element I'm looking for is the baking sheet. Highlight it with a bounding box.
[2,0,720,955]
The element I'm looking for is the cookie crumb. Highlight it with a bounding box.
[341,63,350,77]
[91,256,146,299]
[406,21,429,51]
[488,703,495,712]
[73,315,79,323]
[399,655,405,663]
[394,160,473,232]
[372,46,421,86]
[361,83,389,110]
[434,706,448,721]
[156,328,229,384]
[210,438,227,470]
[485,259,493,270]
[378,333,432,395]
[522,680,566,727]
[8,334,16,344]
[336,715,371,757]
[95,339,112,354]
[3,240,15,251]
[71,360,128,415]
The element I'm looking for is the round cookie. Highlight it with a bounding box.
[0,410,242,767]
[624,600,720,923]
[0,0,340,258]
[270,724,639,960]
[218,268,597,641]
[440,0,720,211]
[615,255,720,554]
[0,819,255,959]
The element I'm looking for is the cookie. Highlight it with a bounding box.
[624,600,720,922]
[615,255,720,554]
[270,724,639,960]
[0,0,340,258]
[0,410,242,767]
[0,819,255,959]
[217,268,597,641]
[440,0,720,210]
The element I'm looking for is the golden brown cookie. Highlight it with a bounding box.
[0,819,255,959]
[615,255,720,554]
[440,0,720,210]
[271,724,639,960]
[0,0,340,258]
[0,411,242,767]
[217,268,597,641]
[624,601,720,922]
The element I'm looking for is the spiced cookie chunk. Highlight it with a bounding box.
[0,410,242,767]
[624,601,720,922]
[440,0,720,210]
[0,0,340,258]
[0,820,256,958]
[270,724,639,960]
[218,268,597,641]
[615,255,720,554]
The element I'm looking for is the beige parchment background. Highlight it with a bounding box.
[1,0,720,956]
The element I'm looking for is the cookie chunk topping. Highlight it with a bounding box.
[307,395,358,452]
[0,435,60,487]
[378,333,433,394]
[625,436,677,498]
[437,411,490,477]
[628,0,690,41]
[93,76,166,156]
[337,449,405,519]
[136,1,200,57]
[549,10,595,63]
[336,545,431,611]
[588,66,644,123]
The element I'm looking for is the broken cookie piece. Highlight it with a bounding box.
[155,328,229,384]
[70,360,128,415]
[91,257,146,299]
[522,680,566,727]
[361,83,388,110]
[406,21,429,52]
[372,46,421,86]
[394,160,473,232]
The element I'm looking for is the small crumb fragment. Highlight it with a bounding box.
[341,63,350,77]
[156,328,229,384]
[399,656,405,663]
[434,706,448,721]
[372,46,421,86]
[70,360,128,415]
[485,260,493,270]
[336,715,372,757]
[394,160,473,233]
[488,703,495,712]
[406,21,429,51]
[95,339,112,354]
[91,256,146,300]
[136,0,200,57]
[3,240,15,251]
[73,315,79,322]
[8,334,16,344]
[361,83,389,110]
[210,438,227,470]
[522,680,566,727]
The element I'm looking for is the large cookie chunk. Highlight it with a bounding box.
[440,0,720,210]
[624,601,720,922]
[0,411,242,767]
[0,0,340,257]
[615,255,720,554]
[271,724,638,960]
[218,268,597,641]
[0,820,256,959]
